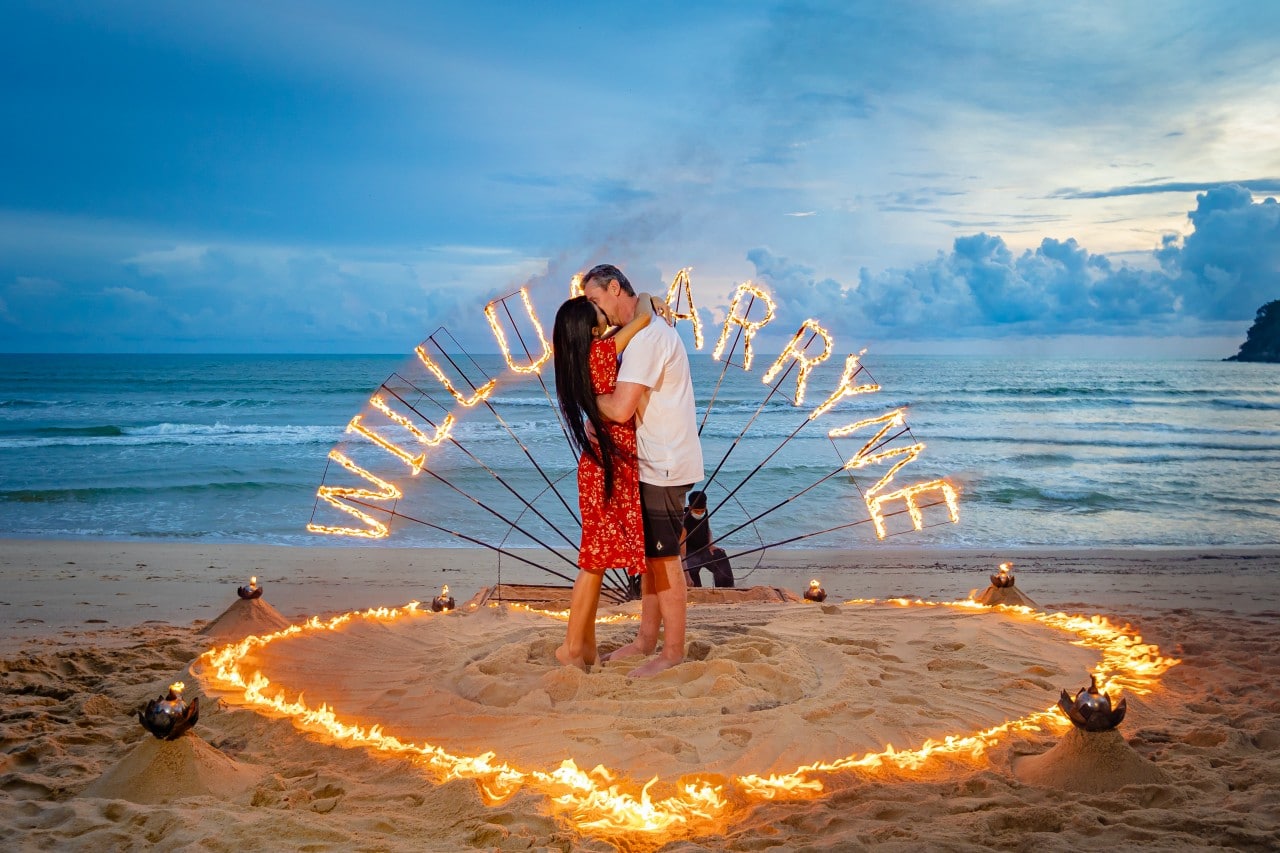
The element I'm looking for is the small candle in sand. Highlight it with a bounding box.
[158,681,187,715]
[431,585,455,612]
[803,579,827,602]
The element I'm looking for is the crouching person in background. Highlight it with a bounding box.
[681,490,734,588]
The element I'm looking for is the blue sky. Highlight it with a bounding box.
[2,1,1279,356]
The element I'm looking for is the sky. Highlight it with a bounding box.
[2,0,1279,356]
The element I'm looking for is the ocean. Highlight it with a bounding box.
[2,352,1277,567]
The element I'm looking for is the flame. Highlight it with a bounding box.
[999,562,1012,575]
[168,681,185,695]
[867,479,961,538]
[196,597,1177,842]
[439,584,450,597]
[346,415,422,473]
[569,273,584,298]
[197,601,722,840]
[312,270,960,550]
[413,345,496,407]
[828,409,959,537]
[370,393,454,450]
[250,576,257,587]
[808,350,879,420]
[734,598,1179,799]
[349,392,454,475]
[664,267,704,349]
[761,320,833,405]
[505,601,636,624]
[484,287,551,374]
[809,579,821,589]
[306,450,401,538]
[712,282,775,370]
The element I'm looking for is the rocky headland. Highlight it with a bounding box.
[1227,299,1280,362]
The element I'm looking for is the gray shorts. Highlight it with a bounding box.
[639,482,692,559]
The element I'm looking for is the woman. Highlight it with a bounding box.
[551,292,657,669]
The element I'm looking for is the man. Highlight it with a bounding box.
[583,263,704,677]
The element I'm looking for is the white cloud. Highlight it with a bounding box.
[10,276,63,296]
[102,285,159,306]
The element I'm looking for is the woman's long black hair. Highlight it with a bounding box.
[553,296,622,499]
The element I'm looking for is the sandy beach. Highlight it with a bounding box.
[2,539,1278,851]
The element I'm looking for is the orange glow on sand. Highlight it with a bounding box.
[196,597,1177,845]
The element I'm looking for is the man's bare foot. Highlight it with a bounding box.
[584,646,598,668]
[601,640,649,663]
[554,644,588,672]
[628,655,682,677]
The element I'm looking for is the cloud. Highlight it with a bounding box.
[1,225,548,352]
[6,2,1280,355]
[1157,184,1280,320]
[10,276,63,296]
[101,285,160,306]
[737,1,1280,134]
[1052,178,1280,200]
[745,184,1279,339]
[587,179,658,206]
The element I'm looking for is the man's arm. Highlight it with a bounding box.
[608,292,653,355]
[597,380,646,423]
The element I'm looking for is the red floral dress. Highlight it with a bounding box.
[577,338,646,575]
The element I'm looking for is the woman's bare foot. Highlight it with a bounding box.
[628,654,682,678]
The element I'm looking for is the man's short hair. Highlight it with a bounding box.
[582,263,635,296]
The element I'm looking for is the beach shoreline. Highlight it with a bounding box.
[2,539,1278,641]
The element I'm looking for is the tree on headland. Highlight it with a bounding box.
[1227,299,1280,362]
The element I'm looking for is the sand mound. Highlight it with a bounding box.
[974,584,1040,608]
[199,596,290,642]
[1013,726,1167,792]
[208,600,1101,781]
[82,733,267,804]
[689,585,801,604]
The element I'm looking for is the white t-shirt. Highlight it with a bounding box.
[616,320,705,486]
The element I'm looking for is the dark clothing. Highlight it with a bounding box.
[683,511,712,565]
[682,509,734,588]
[640,482,692,559]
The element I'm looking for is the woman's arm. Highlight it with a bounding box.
[608,291,656,355]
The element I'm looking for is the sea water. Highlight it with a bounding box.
[1,353,1277,558]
